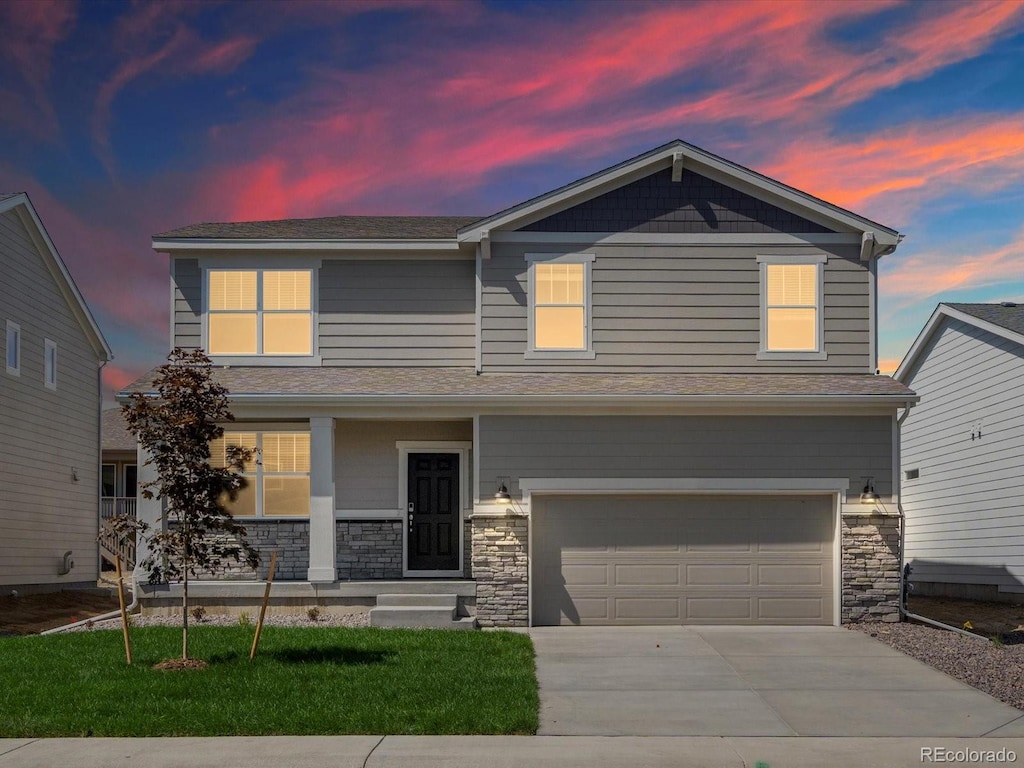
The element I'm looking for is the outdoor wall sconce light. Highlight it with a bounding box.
[494,476,524,513]
[859,477,880,505]
[71,467,79,482]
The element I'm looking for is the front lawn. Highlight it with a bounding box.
[0,626,538,736]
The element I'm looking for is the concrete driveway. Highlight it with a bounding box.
[531,625,1024,737]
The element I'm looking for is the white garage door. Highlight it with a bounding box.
[531,494,835,626]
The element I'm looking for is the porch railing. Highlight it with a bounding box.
[100,496,137,569]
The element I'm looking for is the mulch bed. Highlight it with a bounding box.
[0,590,120,635]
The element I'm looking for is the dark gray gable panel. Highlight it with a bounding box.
[519,168,834,234]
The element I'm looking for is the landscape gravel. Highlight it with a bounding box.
[852,621,1024,711]
[71,611,371,631]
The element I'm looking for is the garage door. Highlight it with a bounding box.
[531,494,835,626]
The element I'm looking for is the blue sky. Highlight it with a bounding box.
[1,0,1022,395]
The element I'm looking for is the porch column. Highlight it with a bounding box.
[134,444,162,577]
[307,417,337,582]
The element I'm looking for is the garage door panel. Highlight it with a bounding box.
[532,494,834,626]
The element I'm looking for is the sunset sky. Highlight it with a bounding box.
[2,0,1022,399]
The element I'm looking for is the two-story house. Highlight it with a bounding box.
[1,192,112,594]
[129,141,916,626]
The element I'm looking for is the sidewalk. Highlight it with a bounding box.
[3,736,1023,768]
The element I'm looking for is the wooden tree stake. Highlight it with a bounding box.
[115,555,133,665]
[249,551,278,661]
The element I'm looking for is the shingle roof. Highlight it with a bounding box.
[944,302,1024,338]
[0,193,21,202]
[102,408,135,451]
[121,367,915,401]
[154,215,484,240]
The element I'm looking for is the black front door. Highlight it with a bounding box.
[407,453,460,572]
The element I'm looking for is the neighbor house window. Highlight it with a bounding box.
[210,431,310,518]
[6,321,20,375]
[44,339,57,389]
[757,255,826,358]
[101,464,116,497]
[207,270,312,355]
[526,253,595,357]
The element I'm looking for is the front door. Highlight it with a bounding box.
[407,453,460,572]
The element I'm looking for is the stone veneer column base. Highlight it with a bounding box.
[471,512,528,627]
[842,512,901,623]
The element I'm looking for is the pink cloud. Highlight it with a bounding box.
[0,0,77,139]
[763,116,1024,225]
[175,0,1023,224]
[883,228,1024,308]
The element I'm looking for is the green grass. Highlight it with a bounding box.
[0,626,538,736]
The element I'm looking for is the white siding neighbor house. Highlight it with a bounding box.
[127,140,917,627]
[895,302,1024,601]
[1,193,112,593]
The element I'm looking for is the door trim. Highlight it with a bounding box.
[520,477,849,628]
[397,441,472,578]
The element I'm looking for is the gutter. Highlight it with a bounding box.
[895,400,986,641]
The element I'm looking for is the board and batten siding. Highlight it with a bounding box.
[478,415,892,501]
[319,259,475,366]
[481,242,870,373]
[0,208,101,588]
[171,257,476,366]
[901,319,1024,595]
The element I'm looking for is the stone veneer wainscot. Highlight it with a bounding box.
[471,511,528,627]
[842,512,901,622]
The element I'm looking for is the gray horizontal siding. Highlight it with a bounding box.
[0,208,101,587]
[481,242,870,372]
[319,260,475,367]
[334,419,473,510]
[478,414,892,500]
[172,258,201,350]
[901,318,1024,592]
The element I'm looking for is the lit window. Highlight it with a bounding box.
[5,320,20,375]
[758,256,825,357]
[527,254,594,355]
[210,431,310,518]
[207,270,312,355]
[44,339,57,389]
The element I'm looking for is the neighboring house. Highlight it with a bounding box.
[100,407,138,570]
[129,140,916,626]
[0,192,112,594]
[894,302,1024,602]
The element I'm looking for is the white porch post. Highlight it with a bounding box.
[134,444,162,577]
[307,417,336,582]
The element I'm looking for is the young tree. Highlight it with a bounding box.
[118,348,259,662]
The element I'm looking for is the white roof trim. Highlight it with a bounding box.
[457,140,900,249]
[152,238,464,254]
[1,193,111,360]
[894,304,1024,382]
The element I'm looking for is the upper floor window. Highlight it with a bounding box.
[210,430,310,518]
[44,339,57,390]
[757,254,826,360]
[207,270,312,356]
[526,253,595,358]
[5,321,20,375]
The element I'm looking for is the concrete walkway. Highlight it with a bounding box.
[3,736,1024,768]
[531,625,1024,737]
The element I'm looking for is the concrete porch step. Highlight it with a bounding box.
[376,593,458,608]
[369,594,477,630]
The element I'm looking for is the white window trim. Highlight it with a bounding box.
[525,252,596,360]
[756,254,827,361]
[5,320,20,376]
[201,266,321,364]
[220,428,311,520]
[44,338,57,390]
[396,440,472,578]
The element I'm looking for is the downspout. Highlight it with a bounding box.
[895,399,985,641]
